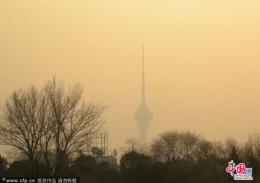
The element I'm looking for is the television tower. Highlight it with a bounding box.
[134,44,153,145]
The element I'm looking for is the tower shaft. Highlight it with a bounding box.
[134,44,153,145]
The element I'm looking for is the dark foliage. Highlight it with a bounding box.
[1,129,260,182]
[4,160,48,177]
[120,151,153,183]
[0,155,8,176]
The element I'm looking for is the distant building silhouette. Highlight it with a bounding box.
[134,44,153,145]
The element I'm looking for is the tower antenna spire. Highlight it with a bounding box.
[142,43,144,73]
[142,43,145,103]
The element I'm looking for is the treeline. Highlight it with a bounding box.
[0,78,260,182]
[1,130,260,182]
[119,131,260,183]
[0,154,117,182]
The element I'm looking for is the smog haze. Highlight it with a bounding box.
[1,0,260,155]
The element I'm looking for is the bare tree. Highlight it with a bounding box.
[150,131,179,162]
[41,78,107,176]
[121,138,140,153]
[177,131,200,161]
[0,77,107,176]
[120,137,149,155]
[150,130,202,163]
[247,132,260,160]
[211,140,226,160]
[0,86,47,176]
[197,139,214,162]
[224,137,238,158]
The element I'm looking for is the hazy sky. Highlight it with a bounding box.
[1,0,260,156]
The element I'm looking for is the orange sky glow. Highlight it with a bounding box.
[1,0,260,156]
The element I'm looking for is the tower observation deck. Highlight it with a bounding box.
[134,44,153,145]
